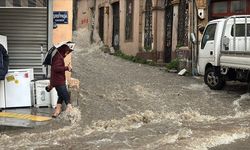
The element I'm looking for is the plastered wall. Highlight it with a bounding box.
[53,0,73,80]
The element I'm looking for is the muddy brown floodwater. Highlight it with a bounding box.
[1,29,250,150]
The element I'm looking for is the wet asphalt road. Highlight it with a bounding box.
[1,30,250,149]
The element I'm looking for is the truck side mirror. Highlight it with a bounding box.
[191,33,197,44]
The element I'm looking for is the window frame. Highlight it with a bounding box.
[231,0,246,13]
[0,1,6,7]
[211,0,248,18]
[125,0,134,41]
[144,0,153,50]
[201,23,217,49]
[212,1,228,15]
[231,24,250,37]
[28,0,36,7]
[13,0,21,7]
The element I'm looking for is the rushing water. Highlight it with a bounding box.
[1,30,250,150]
[1,93,250,149]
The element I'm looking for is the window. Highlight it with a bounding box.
[210,0,248,20]
[0,1,6,7]
[13,0,21,7]
[144,0,152,50]
[201,24,217,49]
[213,2,227,14]
[231,24,250,37]
[28,0,46,7]
[125,0,133,41]
[37,0,47,7]
[231,0,246,13]
[28,0,36,7]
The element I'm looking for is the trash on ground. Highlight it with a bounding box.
[178,69,187,76]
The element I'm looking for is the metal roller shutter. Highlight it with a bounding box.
[0,8,47,78]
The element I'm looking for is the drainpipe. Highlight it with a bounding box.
[192,0,198,75]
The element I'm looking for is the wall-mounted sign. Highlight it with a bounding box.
[53,11,68,24]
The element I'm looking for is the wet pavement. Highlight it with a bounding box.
[1,29,250,149]
[0,108,52,128]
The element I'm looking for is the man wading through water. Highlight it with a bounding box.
[45,42,74,118]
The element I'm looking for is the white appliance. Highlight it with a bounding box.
[0,35,7,108]
[0,35,7,50]
[34,79,51,107]
[0,81,5,108]
[4,69,33,108]
[30,81,35,106]
[50,88,58,108]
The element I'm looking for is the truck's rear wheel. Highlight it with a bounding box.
[204,67,225,90]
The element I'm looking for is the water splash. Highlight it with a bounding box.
[0,107,82,149]
[233,93,250,112]
[84,110,155,134]
[84,110,216,136]
[187,131,250,150]
[143,128,193,149]
[59,107,81,127]
[132,85,158,98]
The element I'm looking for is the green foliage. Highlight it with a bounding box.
[176,42,184,49]
[144,46,152,52]
[114,50,156,66]
[166,59,179,70]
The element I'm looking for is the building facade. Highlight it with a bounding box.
[53,0,74,80]
[196,0,250,34]
[0,0,53,77]
[76,0,180,63]
[76,0,250,66]
[0,0,74,78]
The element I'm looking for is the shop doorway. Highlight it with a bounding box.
[112,2,120,51]
[164,1,173,63]
[0,6,48,77]
[99,7,104,41]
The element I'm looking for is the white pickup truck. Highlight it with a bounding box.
[198,15,250,90]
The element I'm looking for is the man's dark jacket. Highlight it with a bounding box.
[0,44,8,80]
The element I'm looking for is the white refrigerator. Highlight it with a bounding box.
[0,81,5,108]
[4,69,32,108]
[0,35,7,50]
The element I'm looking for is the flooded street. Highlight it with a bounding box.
[1,30,250,149]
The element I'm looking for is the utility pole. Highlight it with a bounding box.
[190,0,198,75]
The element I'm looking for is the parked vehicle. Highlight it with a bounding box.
[197,15,250,90]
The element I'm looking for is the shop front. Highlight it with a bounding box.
[0,0,53,78]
